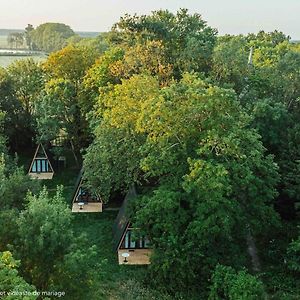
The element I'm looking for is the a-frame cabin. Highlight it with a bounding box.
[71,169,103,213]
[28,144,54,180]
[113,186,151,265]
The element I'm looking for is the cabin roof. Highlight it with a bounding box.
[113,186,137,251]
[28,143,54,173]
[72,168,84,200]
[71,168,102,203]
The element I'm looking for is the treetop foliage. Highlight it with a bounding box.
[30,22,75,52]
[0,251,37,300]
[109,9,217,75]
[1,8,300,299]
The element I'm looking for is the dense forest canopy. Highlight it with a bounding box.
[27,23,75,52]
[0,8,300,300]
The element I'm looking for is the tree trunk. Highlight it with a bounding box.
[70,139,79,167]
[246,231,261,272]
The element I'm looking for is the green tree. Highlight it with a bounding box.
[43,44,98,83]
[287,226,300,274]
[242,48,300,218]
[15,187,73,288]
[30,23,75,52]
[108,40,173,85]
[208,264,265,300]
[7,33,24,49]
[0,158,40,211]
[34,78,87,165]
[246,30,290,48]
[0,111,8,155]
[7,59,44,116]
[0,251,37,300]
[214,32,300,218]
[83,75,159,200]
[40,45,99,153]
[24,24,34,50]
[0,68,27,149]
[109,9,217,76]
[115,279,172,300]
[15,187,100,296]
[66,33,108,54]
[211,35,249,91]
[6,59,44,148]
[84,73,279,294]
[82,47,125,115]
[0,209,18,252]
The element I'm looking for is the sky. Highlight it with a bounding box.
[0,0,299,39]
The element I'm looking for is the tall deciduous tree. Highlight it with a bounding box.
[211,35,249,92]
[15,187,100,295]
[6,59,44,148]
[208,264,265,300]
[84,73,279,294]
[287,226,300,274]
[109,9,217,76]
[0,68,26,149]
[7,33,25,49]
[16,187,74,288]
[43,45,98,83]
[34,78,83,164]
[30,23,75,52]
[24,24,34,50]
[36,45,100,161]
[0,251,37,300]
[0,157,40,211]
[7,59,44,116]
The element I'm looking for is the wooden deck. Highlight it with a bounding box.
[28,172,54,180]
[71,202,103,213]
[118,249,151,265]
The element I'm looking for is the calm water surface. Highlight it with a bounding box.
[0,55,46,68]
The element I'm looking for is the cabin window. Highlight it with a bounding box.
[75,185,101,203]
[144,237,150,248]
[121,229,149,249]
[31,159,50,173]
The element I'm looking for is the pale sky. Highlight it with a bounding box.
[0,0,299,39]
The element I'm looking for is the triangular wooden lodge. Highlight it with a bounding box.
[28,144,54,180]
[113,186,151,265]
[71,169,102,213]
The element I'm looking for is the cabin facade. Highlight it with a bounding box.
[71,169,102,213]
[28,144,54,180]
[113,187,152,265]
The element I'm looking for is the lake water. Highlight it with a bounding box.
[0,34,46,68]
[0,55,46,68]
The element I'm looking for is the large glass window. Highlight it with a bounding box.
[75,185,101,203]
[121,229,149,249]
[31,159,50,173]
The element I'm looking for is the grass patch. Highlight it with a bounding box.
[71,209,149,299]
[17,147,81,204]
[43,167,80,204]
[17,150,158,299]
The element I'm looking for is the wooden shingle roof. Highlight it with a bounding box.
[113,186,137,251]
